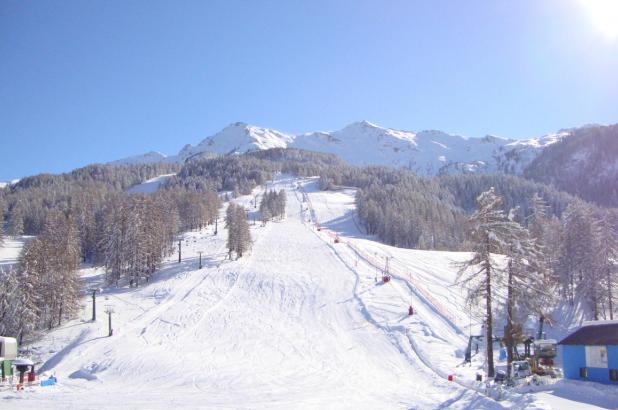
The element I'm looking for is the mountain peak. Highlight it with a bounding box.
[227,121,249,129]
[342,120,382,131]
[107,120,599,178]
[179,122,293,159]
[110,150,169,165]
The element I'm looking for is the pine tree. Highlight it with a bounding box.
[51,210,81,325]
[527,193,548,244]
[225,204,238,259]
[503,207,551,379]
[0,266,19,336]
[277,189,286,219]
[593,211,618,320]
[234,205,251,257]
[558,201,596,305]
[456,187,521,378]
[27,210,83,328]
[0,196,5,245]
[225,203,252,259]
[16,238,43,339]
[260,206,271,226]
[8,203,24,236]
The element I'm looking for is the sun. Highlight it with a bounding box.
[579,0,618,40]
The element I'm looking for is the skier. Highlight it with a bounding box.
[408,305,414,316]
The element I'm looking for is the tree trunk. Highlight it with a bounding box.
[569,272,575,306]
[608,267,614,320]
[506,258,514,380]
[485,259,495,378]
[593,286,598,320]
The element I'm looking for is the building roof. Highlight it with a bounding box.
[558,321,618,346]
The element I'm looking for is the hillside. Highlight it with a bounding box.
[524,124,618,207]
[102,121,618,209]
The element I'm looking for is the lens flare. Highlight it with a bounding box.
[580,0,618,40]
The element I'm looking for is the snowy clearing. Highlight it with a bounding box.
[126,173,176,193]
[0,236,30,269]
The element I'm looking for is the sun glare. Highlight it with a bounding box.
[580,0,618,40]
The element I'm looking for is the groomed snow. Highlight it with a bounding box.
[0,236,30,269]
[126,173,176,194]
[1,176,616,409]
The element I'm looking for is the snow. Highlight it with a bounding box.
[496,132,569,174]
[533,380,618,410]
[292,123,510,174]
[2,176,615,409]
[0,236,30,269]
[108,121,578,176]
[0,179,20,189]
[580,319,618,327]
[298,178,617,409]
[183,121,572,175]
[178,122,294,160]
[109,151,173,166]
[126,173,176,193]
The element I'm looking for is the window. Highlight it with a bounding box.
[580,367,588,378]
[585,345,608,368]
[610,369,618,381]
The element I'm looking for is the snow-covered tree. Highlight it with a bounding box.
[503,207,552,379]
[0,196,5,245]
[592,210,618,319]
[558,201,596,305]
[527,193,550,253]
[8,203,24,236]
[259,190,287,224]
[23,210,83,329]
[456,187,523,378]
[100,193,183,287]
[226,204,251,259]
[0,266,19,336]
[235,206,251,257]
[260,206,271,226]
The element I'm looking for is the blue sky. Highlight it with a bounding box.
[1,0,617,180]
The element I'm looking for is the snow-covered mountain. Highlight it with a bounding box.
[110,150,174,166]
[494,132,570,174]
[523,124,618,207]
[115,121,572,175]
[294,121,515,174]
[0,179,20,189]
[177,122,294,161]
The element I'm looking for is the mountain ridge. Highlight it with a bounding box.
[110,120,608,177]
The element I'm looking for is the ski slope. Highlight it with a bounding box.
[0,236,30,269]
[2,176,616,409]
[298,178,618,410]
[126,173,176,193]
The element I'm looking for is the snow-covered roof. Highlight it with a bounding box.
[559,321,618,345]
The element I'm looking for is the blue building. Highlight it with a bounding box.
[558,321,618,384]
